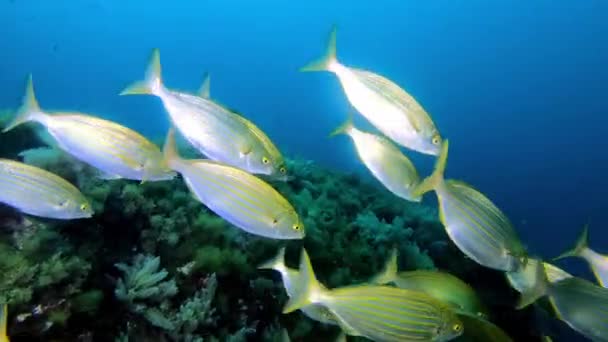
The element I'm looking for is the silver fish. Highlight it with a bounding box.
[519,263,608,342]
[302,27,442,156]
[121,49,288,179]
[330,117,420,202]
[163,128,303,240]
[284,249,464,342]
[0,159,92,219]
[413,141,527,272]
[2,76,175,183]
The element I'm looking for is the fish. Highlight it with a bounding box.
[412,140,527,272]
[284,248,464,342]
[258,247,338,325]
[330,117,421,202]
[370,248,488,317]
[2,76,175,183]
[121,49,288,179]
[162,128,303,239]
[506,258,572,294]
[518,263,608,342]
[302,26,442,156]
[0,159,93,219]
[0,304,8,342]
[554,224,608,287]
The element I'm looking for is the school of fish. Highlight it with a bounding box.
[0,26,606,342]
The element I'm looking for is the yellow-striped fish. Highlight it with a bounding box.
[0,159,92,219]
[284,249,464,342]
[0,304,8,342]
[330,117,420,202]
[302,27,442,156]
[121,49,288,179]
[258,247,338,325]
[506,258,572,294]
[413,141,527,272]
[518,263,608,342]
[163,129,303,239]
[2,76,174,183]
[371,249,488,317]
[554,224,608,288]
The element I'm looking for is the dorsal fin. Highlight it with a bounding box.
[198,73,210,98]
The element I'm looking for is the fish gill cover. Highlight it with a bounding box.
[0,0,607,341]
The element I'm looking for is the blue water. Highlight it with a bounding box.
[1,0,607,277]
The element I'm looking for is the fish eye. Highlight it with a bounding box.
[80,203,89,211]
[432,135,441,145]
[292,223,301,231]
[279,167,286,174]
[262,157,270,164]
[452,323,462,333]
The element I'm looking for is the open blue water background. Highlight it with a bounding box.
[1,0,607,279]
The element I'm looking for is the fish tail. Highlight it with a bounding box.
[0,303,7,339]
[198,72,211,99]
[369,247,399,285]
[300,25,338,72]
[328,113,354,137]
[2,74,45,133]
[162,128,182,170]
[554,224,589,261]
[258,247,286,270]
[120,48,164,96]
[516,259,548,309]
[412,139,449,197]
[282,248,326,314]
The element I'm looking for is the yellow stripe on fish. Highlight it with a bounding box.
[121,49,287,179]
[413,141,527,272]
[0,159,92,219]
[2,75,175,183]
[284,249,464,342]
[330,116,421,202]
[162,128,303,240]
[301,26,442,156]
[370,249,488,317]
[518,263,608,342]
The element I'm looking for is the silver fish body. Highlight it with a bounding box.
[0,159,92,219]
[2,76,174,182]
[164,129,303,240]
[436,180,526,272]
[284,249,464,342]
[413,141,527,272]
[122,49,286,178]
[548,278,608,341]
[332,120,420,202]
[302,27,442,156]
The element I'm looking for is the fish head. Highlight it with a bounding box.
[245,151,277,175]
[57,197,94,219]
[269,162,294,182]
[414,130,443,156]
[273,210,305,239]
[435,308,464,341]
